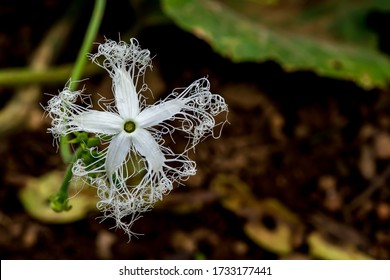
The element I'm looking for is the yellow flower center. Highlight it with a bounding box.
[123,120,136,133]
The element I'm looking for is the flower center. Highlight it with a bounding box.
[123,120,136,133]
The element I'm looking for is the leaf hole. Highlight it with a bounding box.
[261,214,277,231]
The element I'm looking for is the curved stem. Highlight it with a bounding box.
[60,0,106,163]
[53,0,106,212]
[69,0,106,89]
[50,147,83,212]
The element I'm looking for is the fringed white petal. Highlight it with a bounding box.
[113,69,140,119]
[72,110,123,135]
[105,131,132,174]
[89,38,151,77]
[136,99,185,128]
[157,78,229,149]
[131,128,165,172]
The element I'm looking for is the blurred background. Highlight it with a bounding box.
[1,0,390,259]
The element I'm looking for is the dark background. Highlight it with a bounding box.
[1,0,390,259]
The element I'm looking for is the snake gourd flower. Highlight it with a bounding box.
[45,38,228,238]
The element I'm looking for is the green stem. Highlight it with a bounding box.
[69,0,106,89]
[50,147,84,212]
[60,0,106,163]
[0,63,101,87]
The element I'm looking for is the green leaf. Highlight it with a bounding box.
[161,0,390,89]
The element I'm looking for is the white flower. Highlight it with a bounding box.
[46,39,228,237]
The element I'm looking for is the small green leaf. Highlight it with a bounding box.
[162,0,390,89]
[49,193,72,213]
